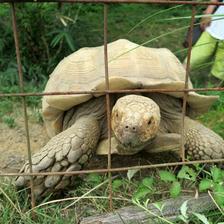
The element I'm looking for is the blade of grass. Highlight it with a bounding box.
[31,209,56,221]
[127,5,183,34]
[62,175,118,210]
[160,14,224,21]
[208,190,224,216]
[109,24,190,65]
[132,198,174,224]
[0,185,23,218]
[28,196,130,212]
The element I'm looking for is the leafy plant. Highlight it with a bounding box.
[178,200,210,224]
[86,173,103,187]
[133,177,155,200]
[112,179,123,191]
[199,166,224,208]
[159,170,181,198]
[2,115,16,128]
[0,100,14,115]
[159,166,197,198]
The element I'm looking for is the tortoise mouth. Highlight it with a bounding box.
[114,132,154,154]
[114,128,139,144]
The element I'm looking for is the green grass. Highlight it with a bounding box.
[1,166,224,223]
[2,115,16,128]
[1,3,222,130]
[198,91,224,138]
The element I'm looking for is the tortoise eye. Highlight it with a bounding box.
[148,118,152,125]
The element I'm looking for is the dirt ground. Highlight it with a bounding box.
[0,109,178,174]
[0,116,49,173]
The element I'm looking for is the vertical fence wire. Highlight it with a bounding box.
[103,3,113,210]
[11,3,36,210]
[181,5,196,162]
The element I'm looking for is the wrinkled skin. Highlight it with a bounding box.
[112,95,160,154]
[15,94,224,197]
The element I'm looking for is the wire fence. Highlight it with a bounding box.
[0,0,224,213]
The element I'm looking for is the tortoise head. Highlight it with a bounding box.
[111,94,160,154]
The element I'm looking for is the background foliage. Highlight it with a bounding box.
[0,3,192,89]
[1,3,223,136]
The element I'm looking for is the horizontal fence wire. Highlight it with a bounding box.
[1,158,224,177]
[0,87,224,98]
[0,0,223,213]
[1,0,224,5]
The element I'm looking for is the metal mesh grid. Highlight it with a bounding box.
[0,0,224,212]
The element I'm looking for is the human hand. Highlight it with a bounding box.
[200,15,212,31]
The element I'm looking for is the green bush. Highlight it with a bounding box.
[0,3,192,89]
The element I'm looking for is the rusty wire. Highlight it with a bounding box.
[10,3,36,209]
[1,0,224,6]
[180,5,196,162]
[1,158,224,177]
[1,87,224,98]
[0,0,224,213]
[103,3,113,210]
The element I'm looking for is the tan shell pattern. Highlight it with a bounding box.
[42,39,218,137]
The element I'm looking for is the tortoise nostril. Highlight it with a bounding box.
[125,125,137,131]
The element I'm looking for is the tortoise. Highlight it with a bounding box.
[16,39,224,196]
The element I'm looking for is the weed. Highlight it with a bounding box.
[0,100,13,116]
[30,107,43,124]
[1,165,224,223]
[2,115,16,128]
[198,91,224,138]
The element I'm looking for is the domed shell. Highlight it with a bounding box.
[43,39,218,137]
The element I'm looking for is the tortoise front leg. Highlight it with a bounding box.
[96,133,181,155]
[144,133,181,154]
[146,118,224,160]
[15,116,100,197]
[184,117,224,160]
[146,117,224,160]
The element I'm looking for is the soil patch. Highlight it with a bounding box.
[0,115,49,173]
[0,112,178,174]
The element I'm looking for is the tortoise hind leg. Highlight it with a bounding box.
[15,116,101,197]
[184,117,224,160]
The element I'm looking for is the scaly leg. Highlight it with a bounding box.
[184,117,224,160]
[16,116,100,197]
